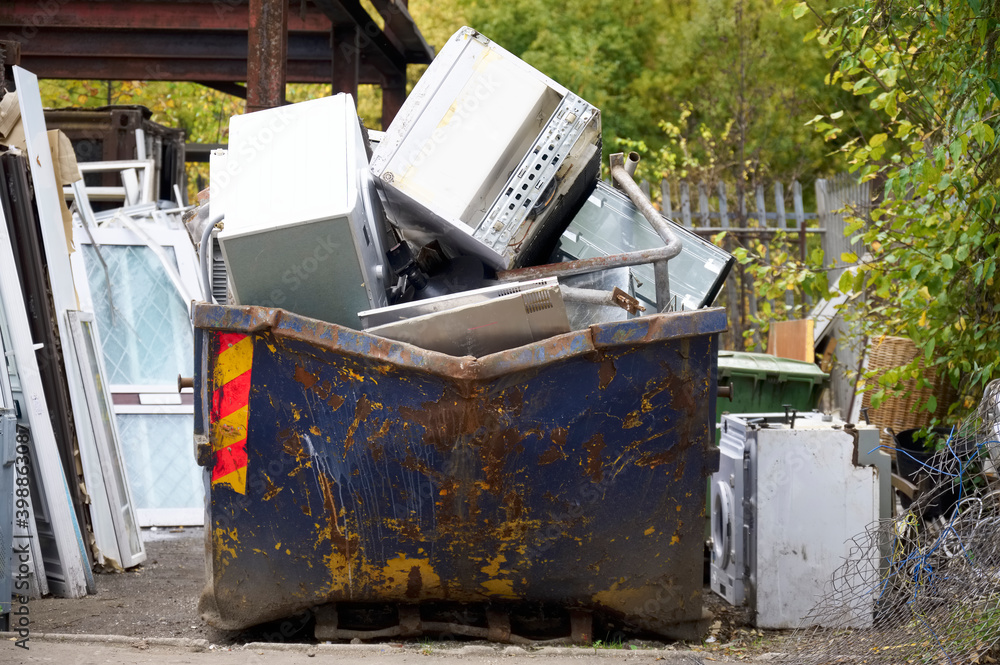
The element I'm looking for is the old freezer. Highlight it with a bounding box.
[216,95,390,329]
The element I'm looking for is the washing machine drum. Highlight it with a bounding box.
[712,480,735,569]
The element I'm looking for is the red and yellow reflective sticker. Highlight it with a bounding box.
[210,332,253,493]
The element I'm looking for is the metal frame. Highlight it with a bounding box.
[66,310,146,569]
[8,66,92,598]
[3,0,434,127]
[498,154,683,314]
[64,159,156,205]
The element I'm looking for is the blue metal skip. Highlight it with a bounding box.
[192,303,726,637]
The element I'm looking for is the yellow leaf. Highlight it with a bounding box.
[77,94,88,104]
[918,311,927,327]
[870,133,888,147]
[918,286,932,301]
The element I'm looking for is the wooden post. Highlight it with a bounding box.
[246,0,288,114]
[718,181,741,350]
[680,181,692,227]
[718,181,729,228]
[775,182,794,312]
[755,184,772,318]
[698,182,710,228]
[661,179,673,218]
[793,180,806,263]
[774,181,787,229]
[755,185,767,228]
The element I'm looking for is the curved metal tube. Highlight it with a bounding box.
[609,153,682,310]
[499,154,683,313]
[624,151,640,179]
[198,214,225,304]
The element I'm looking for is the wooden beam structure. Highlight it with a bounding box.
[1,0,433,124]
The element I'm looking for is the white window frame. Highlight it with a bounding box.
[69,220,205,527]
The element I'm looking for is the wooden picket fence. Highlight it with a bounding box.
[641,173,870,350]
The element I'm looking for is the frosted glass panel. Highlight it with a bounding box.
[116,414,202,511]
[82,244,193,385]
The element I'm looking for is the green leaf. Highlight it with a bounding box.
[792,2,808,19]
[885,91,898,119]
[877,67,898,88]
[869,133,888,147]
[972,122,986,145]
[925,394,937,414]
[988,78,1000,101]
[841,251,859,263]
[941,254,954,270]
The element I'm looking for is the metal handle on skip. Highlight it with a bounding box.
[497,152,682,313]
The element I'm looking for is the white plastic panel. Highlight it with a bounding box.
[224,98,351,235]
[0,150,90,597]
[753,425,878,629]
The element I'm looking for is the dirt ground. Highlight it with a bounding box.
[21,527,786,661]
[27,527,238,643]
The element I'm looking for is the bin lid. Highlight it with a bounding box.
[718,350,828,383]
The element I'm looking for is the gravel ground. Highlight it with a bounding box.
[27,527,238,643]
[18,526,787,662]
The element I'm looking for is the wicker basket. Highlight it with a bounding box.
[860,336,956,454]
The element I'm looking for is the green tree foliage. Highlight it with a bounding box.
[463,0,866,187]
[461,0,663,147]
[747,0,1000,413]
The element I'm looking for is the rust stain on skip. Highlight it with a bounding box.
[598,357,616,389]
[538,427,568,465]
[582,432,606,482]
[293,366,318,389]
[317,472,355,557]
[345,394,373,452]
[280,428,309,463]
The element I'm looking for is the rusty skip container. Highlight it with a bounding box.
[193,302,726,638]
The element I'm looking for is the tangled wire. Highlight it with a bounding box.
[781,380,1000,665]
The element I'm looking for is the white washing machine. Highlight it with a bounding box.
[710,411,889,629]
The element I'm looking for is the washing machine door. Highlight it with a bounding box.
[712,480,734,570]
[709,416,748,607]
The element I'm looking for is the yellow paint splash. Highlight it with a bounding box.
[380,554,442,599]
[479,555,518,598]
[214,526,239,571]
